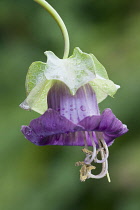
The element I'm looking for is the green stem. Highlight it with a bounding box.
[34,0,70,59]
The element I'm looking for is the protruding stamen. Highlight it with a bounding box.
[76,132,110,181]
[75,161,85,166]
[82,148,92,156]
[87,159,108,179]
[94,140,109,163]
[84,132,97,165]
[86,138,107,179]
[75,161,96,182]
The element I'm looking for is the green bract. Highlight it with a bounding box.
[20,47,119,114]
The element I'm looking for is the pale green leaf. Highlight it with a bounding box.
[20,48,120,114]
[89,79,120,103]
[25,61,47,95]
[90,54,109,79]
[44,47,96,95]
[20,62,53,114]
[44,47,119,101]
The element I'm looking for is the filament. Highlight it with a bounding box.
[84,132,96,164]
[95,140,109,163]
[79,132,110,180]
[87,137,108,179]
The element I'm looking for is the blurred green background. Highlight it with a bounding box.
[0,0,140,209]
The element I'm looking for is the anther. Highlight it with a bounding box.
[80,164,96,182]
[82,148,92,155]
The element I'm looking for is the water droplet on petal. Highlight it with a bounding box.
[80,105,86,111]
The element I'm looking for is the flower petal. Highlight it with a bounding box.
[47,81,100,124]
[42,131,93,146]
[21,109,83,145]
[78,108,128,145]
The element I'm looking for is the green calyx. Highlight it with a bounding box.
[20,47,119,114]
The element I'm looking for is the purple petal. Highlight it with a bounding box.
[47,82,100,124]
[103,124,128,146]
[78,108,128,146]
[24,131,95,146]
[21,109,84,146]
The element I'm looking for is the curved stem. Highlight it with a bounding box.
[34,0,70,59]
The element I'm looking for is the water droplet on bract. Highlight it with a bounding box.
[80,105,86,111]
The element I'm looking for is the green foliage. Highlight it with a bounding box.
[21,47,119,114]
